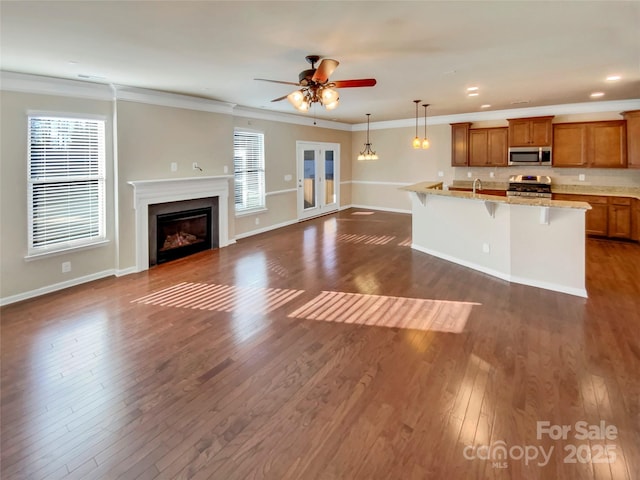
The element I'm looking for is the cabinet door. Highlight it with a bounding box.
[469,129,488,166]
[587,202,609,236]
[623,110,640,169]
[608,197,632,239]
[530,118,552,146]
[487,128,508,166]
[451,123,470,166]
[553,124,587,167]
[508,119,531,146]
[590,121,626,168]
[632,199,640,241]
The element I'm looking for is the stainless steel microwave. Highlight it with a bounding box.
[508,147,552,166]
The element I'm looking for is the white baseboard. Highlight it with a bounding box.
[411,244,588,298]
[235,218,299,240]
[115,266,138,277]
[350,204,411,214]
[0,269,116,306]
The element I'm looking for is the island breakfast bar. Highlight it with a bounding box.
[403,181,592,297]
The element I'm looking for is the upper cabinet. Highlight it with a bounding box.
[553,121,627,168]
[469,128,508,167]
[622,110,640,169]
[451,122,471,167]
[507,116,553,147]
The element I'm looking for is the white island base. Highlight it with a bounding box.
[406,183,591,297]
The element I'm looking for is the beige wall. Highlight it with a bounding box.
[1,81,637,303]
[116,101,234,269]
[351,124,456,211]
[0,91,115,299]
[233,115,351,237]
[350,111,640,214]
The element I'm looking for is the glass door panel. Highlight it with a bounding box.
[303,149,316,210]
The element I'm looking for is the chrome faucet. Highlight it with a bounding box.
[472,178,482,194]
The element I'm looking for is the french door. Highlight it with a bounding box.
[296,141,340,220]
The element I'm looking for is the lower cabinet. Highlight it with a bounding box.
[554,193,634,239]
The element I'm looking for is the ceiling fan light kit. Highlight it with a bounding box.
[358,113,378,161]
[257,55,376,113]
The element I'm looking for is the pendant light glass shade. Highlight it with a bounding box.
[358,113,378,161]
[412,100,421,149]
[422,103,430,149]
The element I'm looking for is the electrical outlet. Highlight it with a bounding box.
[192,162,199,171]
[467,171,472,178]
[170,162,177,172]
[578,174,586,181]
[62,261,71,273]
[437,171,444,178]
[482,243,491,254]
[489,172,495,178]
[223,165,228,174]
[255,217,260,225]
[284,174,293,181]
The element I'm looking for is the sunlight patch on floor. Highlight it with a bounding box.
[336,233,396,245]
[288,291,480,333]
[131,282,304,314]
[351,211,375,216]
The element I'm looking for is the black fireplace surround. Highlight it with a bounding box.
[148,197,219,266]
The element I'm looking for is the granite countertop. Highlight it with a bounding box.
[450,180,640,200]
[403,181,591,210]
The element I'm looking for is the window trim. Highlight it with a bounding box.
[233,128,266,214]
[26,112,107,258]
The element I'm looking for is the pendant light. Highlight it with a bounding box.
[422,103,430,149]
[412,100,421,148]
[358,113,378,161]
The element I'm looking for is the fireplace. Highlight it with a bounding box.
[129,176,230,272]
[148,197,219,266]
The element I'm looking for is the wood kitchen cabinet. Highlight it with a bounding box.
[469,127,508,166]
[451,122,471,166]
[553,121,627,168]
[632,199,640,241]
[553,193,635,239]
[608,197,632,239]
[507,116,553,147]
[622,110,640,169]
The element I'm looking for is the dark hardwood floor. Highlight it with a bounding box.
[1,209,639,479]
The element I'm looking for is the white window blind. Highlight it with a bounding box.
[27,115,106,255]
[233,130,265,212]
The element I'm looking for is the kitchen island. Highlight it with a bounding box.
[403,181,592,297]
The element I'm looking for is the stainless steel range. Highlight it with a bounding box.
[506,175,552,198]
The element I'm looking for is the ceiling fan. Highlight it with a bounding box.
[255,55,377,112]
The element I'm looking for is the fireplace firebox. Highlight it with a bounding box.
[156,208,211,264]
[148,197,219,266]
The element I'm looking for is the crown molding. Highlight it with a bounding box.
[1,71,114,101]
[114,85,235,115]
[352,99,640,131]
[232,105,352,131]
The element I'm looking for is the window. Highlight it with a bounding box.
[27,115,106,256]
[233,130,265,213]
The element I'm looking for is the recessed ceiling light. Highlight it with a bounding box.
[590,92,605,98]
[468,92,479,97]
[466,86,479,92]
[480,104,491,109]
[606,75,621,81]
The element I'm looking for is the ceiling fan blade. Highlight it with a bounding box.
[332,79,377,88]
[271,94,290,102]
[311,58,339,83]
[255,78,300,86]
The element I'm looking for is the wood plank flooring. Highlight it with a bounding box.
[1,209,639,479]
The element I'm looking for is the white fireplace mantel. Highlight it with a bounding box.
[128,176,231,272]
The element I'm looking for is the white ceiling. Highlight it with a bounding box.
[1,1,639,124]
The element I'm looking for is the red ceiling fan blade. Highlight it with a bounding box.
[311,58,339,83]
[332,79,377,88]
[255,78,300,86]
